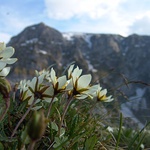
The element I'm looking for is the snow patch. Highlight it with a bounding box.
[62,33,92,48]
[20,43,27,46]
[83,34,92,48]
[113,35,124,41]
[122,46,129,56]
[121,88,146,128]
[121,105,144,128]
[62,33,74,41]
[129,88,146,111]
[26,38,38,44]
[74,33,92,48]
[87,60,97,72]
[20,38,39,46]
[38,50,47,55]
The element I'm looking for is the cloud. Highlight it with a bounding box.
[59,18,129,36]
[44,0,150,36]
[129,13,150,35]
[44,0,130,35]
[44,0,124,20]
[1,0,150,40]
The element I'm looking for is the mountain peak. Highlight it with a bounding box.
[6,22,150,125]
[8,22,63,45]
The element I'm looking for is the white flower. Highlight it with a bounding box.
[107,126,114,132]
[67,65,98,99]
[24,67,70,108]
[68,65,82,83]
[49,68,68,95]
[0,42,17,70]
[76,84,99,99]
[18,80,33,102]
[140,144,145,149]
[35,69,51,82]
[18,74,53,105]
[96,86,113,102]
[27,74,53,105]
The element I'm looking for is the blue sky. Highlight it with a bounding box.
[1,0,150,43]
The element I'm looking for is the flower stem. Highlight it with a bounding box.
[89,101,98,116]
[46,96,55,118]
[58,95,73,136]
[28,140,36,150]
[0,97,10,121]
[11,98,37,138]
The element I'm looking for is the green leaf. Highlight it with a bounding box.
[20,126,30,145]
[53,136,68,149]
[115,113,123,150]
[31,105,42,111]
[68,114,79,137]
[0,136,17,142]
[18,100,28,112]
[60,128,65,137]
[51,122,58,131]
[128,126,146,150]
[0,142,4,150]
[84,135,97,150]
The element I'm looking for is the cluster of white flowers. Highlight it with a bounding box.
[0,42,17,77]
[0,42,113,108]
[18,64,113,107]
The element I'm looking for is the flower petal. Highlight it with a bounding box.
[0,58,18,64]
[28,97,40,105]
[75,94,88,99]
[66,79,73,90]
[57,75,67,90]
[0,47,15,58]
[0,67,10,77]
[38,74,44,85]
[44,85,54,97]
[50,68,57,86]
[0,62,6,70]
[68,64,74,78]
[71,66,82,84]
[98,89,107,97]
[83,84,99,96]
[0,43,5,52]
[28,77,37,91]
[103,95,114,102]
[77,74,92,90]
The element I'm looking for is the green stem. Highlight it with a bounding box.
[88,101,98,116]
[115,113,123,150]
[0,97,10,121]
[46,96,55,118]
[58,95,73,136]
[28,140,36,150]
[11,98,37,138]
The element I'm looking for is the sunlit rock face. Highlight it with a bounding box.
[7,22,150,126]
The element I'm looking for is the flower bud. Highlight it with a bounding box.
[0,78,11,98]
[27,110,47,141]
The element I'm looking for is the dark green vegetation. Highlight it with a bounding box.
[0,93,150,149]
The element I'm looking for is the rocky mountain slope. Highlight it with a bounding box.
[7,22,150,127]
